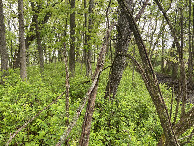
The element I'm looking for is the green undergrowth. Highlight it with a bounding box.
[0,62,186,145]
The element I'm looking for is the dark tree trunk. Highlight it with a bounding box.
[188,0,192,86]
[105,0,133,98]
[69,0,75,76]
[18,0,27,81]
[161,33,164,73]
[179,7,187,118]
[32,2,44,73]
[85,0,94,77]
[105,0,149,98]
[0,0,8,77]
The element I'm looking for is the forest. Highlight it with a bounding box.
[0,0,193,145]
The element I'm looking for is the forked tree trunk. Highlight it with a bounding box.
[32,2,44,73]
[86,0,94,77]
[105,0,149,98]
[105,0,133,98]
[18,0,27,81]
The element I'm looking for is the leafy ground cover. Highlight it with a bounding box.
[0,62,183,145]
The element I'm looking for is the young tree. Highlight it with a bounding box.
[0,0,8,77]
[18,0,27,80]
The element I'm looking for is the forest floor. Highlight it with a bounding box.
[156,73,194,104]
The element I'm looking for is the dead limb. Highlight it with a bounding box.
[56,23,116,146]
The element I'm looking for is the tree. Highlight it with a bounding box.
[0,0,8,78]
[188,0,193,87]
[69,0,76,76]
[118,0,180,145]
[105,0,149,98]
[32,2,44,73]
[18,0,27,80]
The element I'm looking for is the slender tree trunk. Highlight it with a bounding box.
[188,0,192,85]
[32,2,44,73]
[79,25,114,146]
[179,7,187,118]
[69,0,75,76]
[63,43,70,126]
[86,0,94,77]
[79,81,98,146]
[18,0,27,81]
[0,0,8,77]
[83,0,87,72]
[161,32,164,73]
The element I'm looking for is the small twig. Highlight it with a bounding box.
[102,65,112,71]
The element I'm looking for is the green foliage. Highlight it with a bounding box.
[90,67,163,145]
[1,62,192,145]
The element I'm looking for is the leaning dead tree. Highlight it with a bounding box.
[56,24,115,146]
[119,0,194,145]
[118,0,179,145]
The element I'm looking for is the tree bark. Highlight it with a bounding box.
[0,0,8,77]
[188,0,192,86]
[105,0,133,98]
[118,1,179,145]
[179,7,187,118]
[69,0,75,76]
[79,24,114,146]
[79,81,98,146]
[105,0,149,98]
[18,0,27,81]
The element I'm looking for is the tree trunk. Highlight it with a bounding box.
[118,0,179,145]
[188,0,192,86]
[79,81,98,146]
[32,2,44,73]
[105,0,149,98]
[0,0,8,77]
[18,0,27,81]
[105,0,133,98]
[69,0,75,76]
[161,32,164,73]
[86,0,94,77]
[179,7,187,118]
[79,24,114,146]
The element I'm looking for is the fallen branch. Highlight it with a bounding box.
[6,91,66,146]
